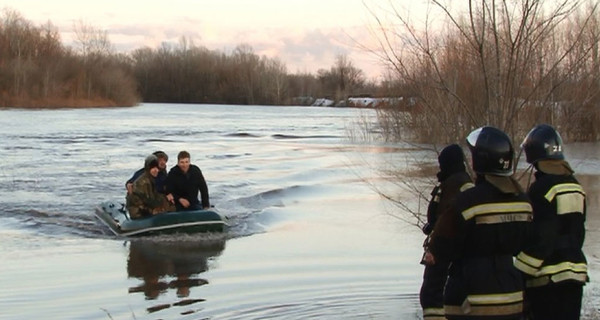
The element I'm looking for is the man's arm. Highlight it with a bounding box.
[197,168,210,208]
[126,168,144,194]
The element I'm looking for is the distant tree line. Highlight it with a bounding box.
[0,9,384,108]
[131,40,376,105]
[0,9,139,107]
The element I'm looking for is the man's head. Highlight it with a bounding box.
[437,144,466,182]
[177,151,191,173]
[144,155,160,177]
[153,151,169,170]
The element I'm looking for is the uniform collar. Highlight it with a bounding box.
[536,160,573,175]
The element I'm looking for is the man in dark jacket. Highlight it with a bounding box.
[166,150,210,211]
[515,124,588,320]
[420,144,474,320]
[126,151,169,194]
[430,126,532,320]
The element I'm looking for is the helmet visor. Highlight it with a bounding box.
[466,127,483,148]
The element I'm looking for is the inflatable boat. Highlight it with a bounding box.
[95,201,228,237]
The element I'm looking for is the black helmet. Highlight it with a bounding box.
[144,154,159,171]
[466,126,514,176]
[521,124,564,164]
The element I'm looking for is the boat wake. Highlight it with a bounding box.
[0,174,323,241]
[216,184,320,237]
[1,208,109,238]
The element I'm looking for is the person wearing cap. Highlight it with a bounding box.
[420,144,474,320]
[126,154,176,219]
[166,151,210,211]
[126,151,169,194]
[515,124,588,320]
[430,126,532,319]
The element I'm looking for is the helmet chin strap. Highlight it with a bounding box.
[525,164,535,190]
[514,163,535,190]
[513,147,535,190]
[513,147,523,175]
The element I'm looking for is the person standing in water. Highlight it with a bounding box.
[430,126,532,320]
[420,144,474,320]
[515,124,588,320]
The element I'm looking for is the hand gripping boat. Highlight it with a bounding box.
[95,201,228,237]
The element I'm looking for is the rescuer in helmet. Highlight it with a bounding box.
[419,144,474,320]
[429,126,532,319]
[515,124,588,320]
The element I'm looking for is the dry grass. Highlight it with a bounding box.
[0,96,137,108]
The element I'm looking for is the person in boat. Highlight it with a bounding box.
[166,151,210,211]
[514,124,588,320]
[419,144,473,320]
[126,154,176,219]
[429,126,532,320]
[126,151,169,195]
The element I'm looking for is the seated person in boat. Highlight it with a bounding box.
[166,151,211,211]
[126,150,169,195]
[127,154,176,219]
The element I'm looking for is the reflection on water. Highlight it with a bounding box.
[126,237,226,314]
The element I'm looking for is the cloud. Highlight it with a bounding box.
[277,29,350,72]
[105,23,384,78]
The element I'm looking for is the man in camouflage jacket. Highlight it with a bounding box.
[127,154,175,219]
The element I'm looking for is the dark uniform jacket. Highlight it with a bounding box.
[433,175,532,319]
[421,171,473,320]
[166,164,210,210]
[514,161,588,288]
[427,172,474,260]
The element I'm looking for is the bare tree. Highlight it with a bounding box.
[365,0,599,143]
[232,44,260,104]
[72,20,112,57]
[262,57,289,105]
[315,54,366,104]
[356,0,600,225]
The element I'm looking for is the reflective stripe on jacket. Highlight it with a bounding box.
[423,306,446,320]
[514,169,588,288]
[444,290,523,317]
[442,175,531,318]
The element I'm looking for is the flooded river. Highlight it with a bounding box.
[0,104,598,319]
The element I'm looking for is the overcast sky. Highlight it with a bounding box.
[1,0,430,80]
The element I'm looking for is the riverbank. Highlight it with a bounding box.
[0,96,138,109]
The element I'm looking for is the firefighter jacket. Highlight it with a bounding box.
[427,171,474,259]
[514,160,588,288]
[421,171,473,320]
[433,175,532,319]
[422,184,441,235]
